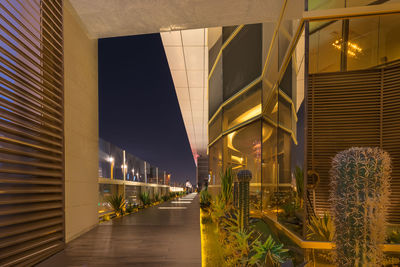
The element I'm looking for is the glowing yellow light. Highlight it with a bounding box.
[107,156,114,163]
[227,132,240,152]
[271,102,278,114]
[229,104,262,128]
[231,155,243,164]
[332,38,362,58]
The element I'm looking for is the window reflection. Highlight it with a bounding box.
[222,83,261,131]
[262,122,278,220]
[208,139,223,195]
[223,122,262,215]
[310,14,400,73]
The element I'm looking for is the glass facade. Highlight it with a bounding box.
[98,138,169,184]
[208,7,306,236]
[310,14,400,73]
[308,0,400,10]
[208,1,400,254]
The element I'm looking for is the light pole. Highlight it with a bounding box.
[107,156,114,179]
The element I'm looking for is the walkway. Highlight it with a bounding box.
[37,193,201,267]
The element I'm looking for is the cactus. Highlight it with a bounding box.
[330,147,391,266]
[237,170,252,229]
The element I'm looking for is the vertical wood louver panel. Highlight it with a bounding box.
[383,64,400,224]
[307,70,383,217]
[0,0,64,265]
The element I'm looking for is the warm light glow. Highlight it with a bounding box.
[271,102,278,114]
[231,155,243,164]
[230,104,262,127]
[227,132,240,152]
[121,164,127,169]
[332,38,362,57]
[170,186,184,192]
[107,156,114,163]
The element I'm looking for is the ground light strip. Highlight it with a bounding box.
[171,201,192,204]
[200,209,206,267]
[158,207,187,210]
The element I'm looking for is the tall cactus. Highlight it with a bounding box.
[330,147,391,266]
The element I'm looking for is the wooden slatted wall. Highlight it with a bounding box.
[0,0,64,265]
[308,64,400,224]
[383,64,400,223]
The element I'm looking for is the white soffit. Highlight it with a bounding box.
[161,29,208,165]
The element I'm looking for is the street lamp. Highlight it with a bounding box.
[121,164,127,180]
[107,156,114,179]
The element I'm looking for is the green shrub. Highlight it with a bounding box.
[161,195,169,202]
[330,147,391,266]
[154,193,160,202]
[126,203,138,213]
[294,165,304,208]
[139,191,151,206]
[220,167,233,206]
[387,228,400,244]
[200,189,212,210]
[306,212,334,241]
[249,235,288,266]
[107,194,126,216]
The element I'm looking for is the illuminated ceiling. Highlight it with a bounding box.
[161,29,208,164]
[67,0,283,38]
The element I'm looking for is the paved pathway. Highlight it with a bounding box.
[37,193,201,267]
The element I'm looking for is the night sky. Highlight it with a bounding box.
[98,34,196,184]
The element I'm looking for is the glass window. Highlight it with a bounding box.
[378,14,400,65]
[99,139,111,178]
[310,14,400,73]
[208,139,223,195]
[209,58,223,117]
[222,83,261,131]
[347,17,379,70]
[262,122,278,220]
[223,121,262,215]
[98,184,118,212]
[208,27,222,70]
[223,24,262,101]
[209,112,222,143]
[308,0,400,10]
[309,20,342,73]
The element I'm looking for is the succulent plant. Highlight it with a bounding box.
[107,194,126,216]
[200,189,212,210]
[330,147,391,266]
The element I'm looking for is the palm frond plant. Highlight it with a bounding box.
[220,167,234,206]
[387,228,400,244]
[161,195,169,202]
[211,195,226,227]
[294,165,304,208]
[139,191,151,207]
[200,189,212,210]
[249,235,289,267]
[126,202,138,213]
[306,212,334,242]
[225,229,259,266]
[154,193,160,202]
[107,194,126,216]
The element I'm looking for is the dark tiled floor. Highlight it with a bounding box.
[37,193,201,267]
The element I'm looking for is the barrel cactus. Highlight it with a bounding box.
[330,147,391,266]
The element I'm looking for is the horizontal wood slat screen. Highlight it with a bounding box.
[308,63,400,224]
[0,0,64,266]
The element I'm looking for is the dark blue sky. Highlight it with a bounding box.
[98,33,196,184]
